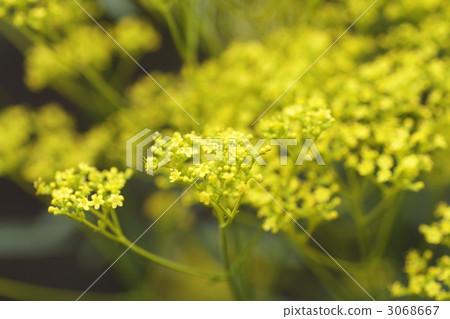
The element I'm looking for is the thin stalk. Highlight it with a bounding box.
[348,171,369,259]
[120,237,220,280]
[364,191,396,226]
[219,222,242,300]
[369,192,404,261]
[51,80,107,119]
[112,55,138,89]
[88,208,116,233]
[0,276,128,301]
[353,203,369,259]
[110,209,123,236]
[216,203,243,300]
[161,10,188,62]
[302,256,353,300]
[222,195,243,228]
[0,20,32,52]
[287,233,355,300]
[81,68,127,111]
[300,243,367,272]
[180,0,199,64]
[211,201,230,219]
[81,219,220,280]
[230,226,263,275]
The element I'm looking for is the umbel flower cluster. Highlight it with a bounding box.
[391,203,450,300]
[0,104,108,181]
[250,99,340,233]
[0,0,449,300]
[149,128,269,227]
[258,98,335,140]
[35,163,132,230]
[146,100,338,233]
[1,0,448,189]
[25,17,159,91]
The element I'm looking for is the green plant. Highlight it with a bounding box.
[391,203,450,301]
[1,0,449,301]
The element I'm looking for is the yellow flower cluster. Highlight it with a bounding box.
[248,169,340,233]
[391,250,450,301]
[392,203,450,300]
[25,25,113,90]
[114,17,161,55]
[35,163,132,225]
[25,19,160,91]
[0,104,108,181]
[0,0,448,300]
[151,128,269,208]
[258,98,335,140]
[419,203,450,246]
[247,105,339,233]
[0,0,449,244]
[115,2,449,200]
[0,0,94,33]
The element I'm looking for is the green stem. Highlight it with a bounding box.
[289,231,366,282]
[88,208,114,232]
[0,276,129,301]
[161,9,188,62]
[0,20,32,52]
[287,233,355,300]
[230,226,263,275]
[121,237,219,279]
[211,201,230,219]
[81,68,127,111]
[353,201,369,259]
[81,219,219,280]
[369,192,404,261]
[364,191,396,226]
[51,79,107,119]
[219,221,242,300]
[300,243,367,272]
[215,202,243,300]
[110,209,123,236]
[180,0,199,64]
[348,171,369,259]
[112,54,139,89]
[302,255,353,300]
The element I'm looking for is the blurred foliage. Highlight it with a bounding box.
[392,203,450,300]
[0,0,449,300]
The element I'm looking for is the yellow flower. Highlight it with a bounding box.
[199,192,211,205]
[357,160,374,176]
[169,169,182,183]
[78,197,92,211]
[91,194,104,210]
[377,154,394,170]
[108,194,124,209]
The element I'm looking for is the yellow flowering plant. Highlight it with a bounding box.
[392,203,450,300]
[0,0,449,301]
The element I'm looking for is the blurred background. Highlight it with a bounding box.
[0,0,449,300]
